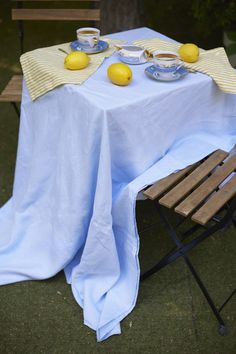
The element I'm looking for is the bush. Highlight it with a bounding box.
[192,0,236,34]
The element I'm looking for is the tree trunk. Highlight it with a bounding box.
[100,0,145,35]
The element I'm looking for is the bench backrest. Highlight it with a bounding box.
[11,0,101,53]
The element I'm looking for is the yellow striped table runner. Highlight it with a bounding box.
[134,38,236,94]
[20,38,122,101]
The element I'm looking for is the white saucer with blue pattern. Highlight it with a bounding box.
[70,40,109,54]
[145,65,189,82]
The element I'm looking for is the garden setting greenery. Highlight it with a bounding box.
[191,0,236,34]
[191,0,236,63]
[144,0,236,66]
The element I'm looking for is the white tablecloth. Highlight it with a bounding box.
[1,27,236,341]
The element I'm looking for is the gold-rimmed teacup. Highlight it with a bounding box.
[76,27,100,48]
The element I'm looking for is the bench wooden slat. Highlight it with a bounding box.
[175,156,236,217]
[0,94,22,102]
[3,87,22,95]
[4,79,22,87]
[0,75,23,103]
[159,150,229,209]
[12,9,100,21]
[191,174,236,225]
[4,84,22,92]
[1,75,23,90]
[3,76,22,88]
[3,89,22,95]
[143,163,196,200]
[3,84,22,92]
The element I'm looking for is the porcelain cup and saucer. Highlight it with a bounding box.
[152,51,183,78]
[145,50,189,81]
[70,27,109,53]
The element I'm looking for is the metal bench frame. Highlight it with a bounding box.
[141,150,236,335]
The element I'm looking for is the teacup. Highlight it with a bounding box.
[152,50,182,77]
[118,45,147,64]
[76,27,100,48]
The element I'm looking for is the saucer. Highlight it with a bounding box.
[70,39,109,54]
[119,54,148,65]
[145,65,189,82]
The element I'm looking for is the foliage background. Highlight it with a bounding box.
[143,0,236,49]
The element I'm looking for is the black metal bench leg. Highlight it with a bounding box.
[141,204,228,335]
[184,256,227,335]
[219,288,236,313]
[233,218,236,228]
[11,102,20,118]
[140,249,179,281]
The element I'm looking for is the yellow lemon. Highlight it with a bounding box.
[107,63,132,86]
[178,43,199,63]
[64,51,89,70]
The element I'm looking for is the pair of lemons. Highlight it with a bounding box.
[64,51,132,86]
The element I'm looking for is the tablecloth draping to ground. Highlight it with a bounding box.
[0,28,236,341]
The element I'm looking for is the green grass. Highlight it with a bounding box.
[0,201,235,353]
[0,1,236,353]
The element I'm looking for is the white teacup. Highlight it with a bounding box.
[76,27,100,48]
[152,50,181,67]
[152,50,182,78]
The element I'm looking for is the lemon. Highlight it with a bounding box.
[178,43,199,63]
[107,63,132,86]
[64,51,89,70]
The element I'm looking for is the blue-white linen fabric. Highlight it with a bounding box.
[1,28,236,341]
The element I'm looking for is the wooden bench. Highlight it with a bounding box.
[141,149,236,335]
[0,0,101,117]
[143,149,236,225]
